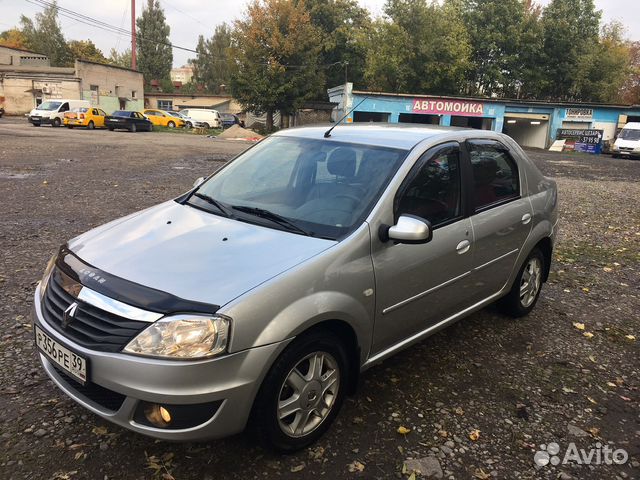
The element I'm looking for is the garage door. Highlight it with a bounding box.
[503,114,550,149]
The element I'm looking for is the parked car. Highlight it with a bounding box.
[179,108,221,129]
[220,113,245,129]
[168,111,204,129]
[143,109,185,128]
[0,106,4,118]
[105,110,153,132]
[611,122,640,159]
[28,99,91,127]
[33,125,557,451]
[64,107,107,129]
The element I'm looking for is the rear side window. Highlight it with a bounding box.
[468,141,519,210]
[396,143,462,227]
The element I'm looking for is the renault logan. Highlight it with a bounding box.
[33,125,558,451]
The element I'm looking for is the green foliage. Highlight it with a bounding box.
[296,0,372,92]
[19,0,73,66]
[136,0,173,83]
[67,40,106,63]
[540,0,601,100]
[108,48,132,68]
[229,0,324,130]
[189,24,232,94]
[159,77,175,93]
[364,0,471,95]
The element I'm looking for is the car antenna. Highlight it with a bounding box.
[324,96,369,138]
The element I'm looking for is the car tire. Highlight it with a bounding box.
[251,329,349,452]
[67,125,73,129]
[108,127,114,131]
[186,121,192,128]
[202,122,210,129]
[130,124,137,133]
[88,121,95,130]
[148,123,153,132]
[167,121,175,128]
[52,118,61,127]
[498,247,545,318]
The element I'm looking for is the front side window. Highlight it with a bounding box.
[192,136,408,239]
[468,141,519,210]
[396,143,462,227]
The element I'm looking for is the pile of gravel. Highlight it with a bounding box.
[218,124,263,140]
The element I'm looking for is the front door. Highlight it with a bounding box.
[465,139,533,301]
[370,142,475,355]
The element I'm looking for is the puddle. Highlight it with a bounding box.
[0,170,35,179]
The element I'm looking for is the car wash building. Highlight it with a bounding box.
[328,83,640,150]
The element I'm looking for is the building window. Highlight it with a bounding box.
[90,84,99,104]
[158,100,173,111]
[132,90,137,99]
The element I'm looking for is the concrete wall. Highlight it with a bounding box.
[144,94,242,113]
[0,74,80,114]
[75,60,144,113]
[0,46,49,67]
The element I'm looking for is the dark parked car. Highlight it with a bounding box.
[220,113,244,129]
[0,106,4,118]
[105,111,153,132]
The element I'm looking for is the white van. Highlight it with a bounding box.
[179,108,221,129]
[612,122,640,158]
[28,99,91,127]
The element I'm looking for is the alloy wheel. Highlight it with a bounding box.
[277,351,340,438]
[520,257,542,308]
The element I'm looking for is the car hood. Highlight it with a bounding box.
[67,201,336,307]
[614,138,640,149]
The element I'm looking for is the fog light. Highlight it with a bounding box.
[144,404,172,427]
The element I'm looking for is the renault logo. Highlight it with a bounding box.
[62,302,78,329]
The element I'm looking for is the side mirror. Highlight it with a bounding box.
[193,176,205,188]
[380,215,432,244]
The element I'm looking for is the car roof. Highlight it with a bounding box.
[273,123,495,150]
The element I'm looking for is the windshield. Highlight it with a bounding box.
[168,112,182,118]
[38,101,62,111]
[619,128,640,141]
[190,136,407,239]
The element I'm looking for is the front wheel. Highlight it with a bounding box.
[130,123,137,133]
[202,122,210,129]
[87,120,95,130]
[52,117,61,127]
[252,330,348,452]
[167,121,175,128]
[498,248,545,317]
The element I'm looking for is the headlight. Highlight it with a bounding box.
[39,254,57,301]
[123,314,230,359]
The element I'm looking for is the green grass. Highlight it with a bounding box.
[151,126,223,136]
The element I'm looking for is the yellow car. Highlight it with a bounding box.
[64,107,107,129]
[143,109,186,128]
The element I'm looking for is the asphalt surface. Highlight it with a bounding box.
[0,118,638,480]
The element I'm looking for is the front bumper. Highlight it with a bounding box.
[29,116,52,125]
[32,284,289,441]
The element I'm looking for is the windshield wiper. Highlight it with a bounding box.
[192,192,233,218]
[231,205,313,236]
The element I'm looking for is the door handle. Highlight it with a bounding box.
[456,240,471,254]
[521,213,532,225]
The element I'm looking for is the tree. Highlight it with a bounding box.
[364,0,471,95]
[296,0,372,92]
[0,28,29,50]
[189,24,232,94]
[19,0,73,66]
[576,22,631,103]
[136,0,173,83]
[620,41,640,104]
[540,0,601,100]
[229,0,324,131]
[108,48,133,68]
[459,0,544,98]
[67,39,106,63]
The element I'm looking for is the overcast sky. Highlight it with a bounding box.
[1,0,638,67]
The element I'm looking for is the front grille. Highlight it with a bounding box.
[42,268,149,353]
[51,363,126,412]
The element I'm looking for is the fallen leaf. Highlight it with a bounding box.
[582,287,590,293]
[474,468,491,479]
[583,332,594,339]
[587,427,600,437]
[347,461,365,473]
[587,396,598,405]
[603,267,613,272]
[91,426,108,436]
[562,386,577,394]
[588,355,597,363]
[454,407,465,416]
[606,382,617,388]
[397,426,411,435]
[625,335,636,341]
[407,474,416,480]
[573,322,586,330]
[620,395,631,402]
[290,463,305,473]
[438,429,448,438]
[469,429,481,441]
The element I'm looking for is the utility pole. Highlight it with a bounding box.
[131,0,137,70]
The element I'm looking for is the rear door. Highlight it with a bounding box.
[465,139,532,301]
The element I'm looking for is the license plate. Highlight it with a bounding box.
[35,325,87,384]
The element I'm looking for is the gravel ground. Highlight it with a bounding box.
[0,119,638,480]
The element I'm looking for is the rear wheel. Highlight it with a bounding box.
[252,330,348,452]
[202,122,210,129]
[108,127,114,131]
[52,118,61,127]
[498,248,545,317]
[67,125,73,129]
[186,121,192,128]
[87,120,95,130]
